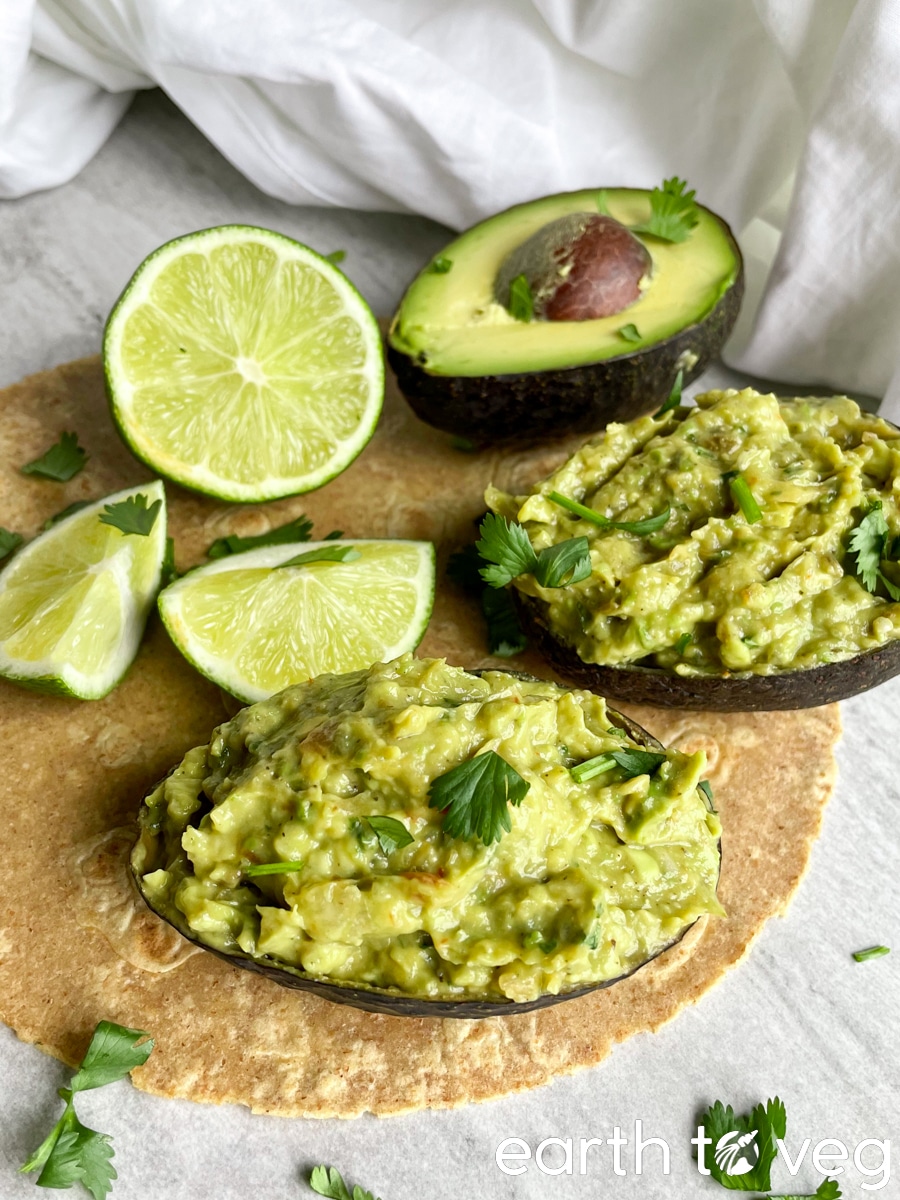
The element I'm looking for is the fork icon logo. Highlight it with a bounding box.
[714,1129,761,1176]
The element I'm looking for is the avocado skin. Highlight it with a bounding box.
[389,238,743,446]
[516,591,900,711]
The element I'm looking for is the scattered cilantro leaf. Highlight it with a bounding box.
[98,494,162,537]
[447,542,485,593]
[429,749,530,845]
[723,471,762,525]
[277,545,361,569]
[482,588,528,657]
[508,273,534,322]
[852,944,890,962]
[207,514,313,558]
[631,176,700,243]
[21,1021,153,1199]
[653,369,684,418]
[848,503,900,598]
[309,1165,380,1200]
[0,527,23,561]
[160,537,178,587]
[698,779,715,807]
[323,530,344,541]
[21,432,87,481]
[769,1181,841,1200]
[43,500,93,530]
[324,250,346,265]
[569,753,617,783]
[476,513,538,587]
[699,1096,785,1191]
[245,860,304,877]
[547,490,670,535]
[618,323,642,343]
[532,537,592,587]
[365,816,414,855]
[595,189,610,215]
[571,747,666,784]
[428,255,453,274]
[675,631,692,655]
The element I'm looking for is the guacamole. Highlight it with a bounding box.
[488,389,900,676]
[133,656,721,1005]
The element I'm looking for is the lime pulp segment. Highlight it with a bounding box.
[158,539,436,702]
[104,226,384,502]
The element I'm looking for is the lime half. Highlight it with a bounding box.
[158,539,435,702]
[104,226,384,502]
[0,481,167,699]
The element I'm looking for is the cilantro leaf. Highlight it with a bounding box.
[675,631,692,655]
[277,545,360,569]
[852,944,890,962]
[482,587,528,657]
[38,1110,116,1200]
[43,500,93,530]
[570,747,666,784]
[847,503,900,598]
[476,513,538,587]
[595,189,610,215]
[769,1183,842,1200]
[532,537,592,587]
[70,1020,154,1092]
[724,471,762,525]
[547,490,670,535]
[699,1095,784,1191]
[447,542,485,594]
[99,494,162,537]
[618,323,642,343]
[309,1165,380,1200]
[324,250,346,265]
[428,255,453,274]
[0,527,23,561]
[365,815,414,854]
[429,750,530,845]
[653,369,684,418]
[207,514,313,558]
[631,176,700,243]
[21,432,87,481]
[508,273,534,322]
[245,860,304,877]
[698,779,715,808]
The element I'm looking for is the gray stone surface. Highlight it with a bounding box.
[0,90,896,1200]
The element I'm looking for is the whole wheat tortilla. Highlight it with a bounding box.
[0,355,840,1118]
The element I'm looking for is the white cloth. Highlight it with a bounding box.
[3,0,900,411]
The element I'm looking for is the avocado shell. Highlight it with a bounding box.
[516,591,900,712]
[388,222,744,446]
[131,672,719,1018]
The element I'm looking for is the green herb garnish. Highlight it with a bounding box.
[653,369,684,418]
[481,588,528,656]
[570,747,666,784]
[724,471,762,525]
[770,1181,841,1200]
[852,944,890,963]
[675,631,692,655]
[631,176,700,243]
[429,749,530,845]
[547,490,670,535]
[848,503,900,599]
[323,529,344,540]
[0,528,23,561]
[21,431,87,481]
[244,860,305,877]
[476,513,590,589]
[595,189,610,215]
[698,1096,786,1192]
[508,273,534,322]
[618,323,642,343]
[207,514,313,558]
[277,545,361,568]
[698,779,715,807]
[160,537,178,587]
[310,1165,380,1200]
[365,816,414,855]
[428,255,453,274]
[99,493,162,537]
[21,1020,154,1199]
[451,435,475,452]
[324,250,346,265]
[43,500,93,530]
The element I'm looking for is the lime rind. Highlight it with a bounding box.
[158,539,436,703]
[103,226,384,503]
[0,481,168,700]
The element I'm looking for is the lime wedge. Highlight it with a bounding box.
[158,539,435,702]
[103,226,384,502]
[0,481,167,699]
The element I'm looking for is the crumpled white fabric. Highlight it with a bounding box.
[3,0,900,413]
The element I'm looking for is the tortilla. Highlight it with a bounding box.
[0,354,840,1118]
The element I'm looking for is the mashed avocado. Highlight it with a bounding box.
[488,389,900,675]
[133,656,721,1004]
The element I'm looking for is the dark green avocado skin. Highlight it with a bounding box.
[389,239,744,446]
[517,592,900,711]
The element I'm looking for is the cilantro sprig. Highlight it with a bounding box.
[245,860,305,878]
[21,432,87,482]
[631,176,700,243]
[447,543,528,657]
[429,749,530,845]
[21,1020,154,1199]
[699,1096,786,1191]
[653,369,684,419]
[547,490,671,536]
[365,815,414,854]
[848,502,900,600]
[99,494,162,537]
[476,513,591,589]
[310,1165,381,1200]
[508,274,534,322]
[206,514,314,558]
[570,747,666,784]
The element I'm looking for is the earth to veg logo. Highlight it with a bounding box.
[713,1128,761,1176]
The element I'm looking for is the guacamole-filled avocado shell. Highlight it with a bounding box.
[131,672,720,1019]
[388,188,744,445]
[517,591,900,712]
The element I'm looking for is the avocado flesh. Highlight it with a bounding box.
[389,188,741,377]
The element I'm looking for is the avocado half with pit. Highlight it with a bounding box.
[388,187,743,444]
[131,660,721,1018]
